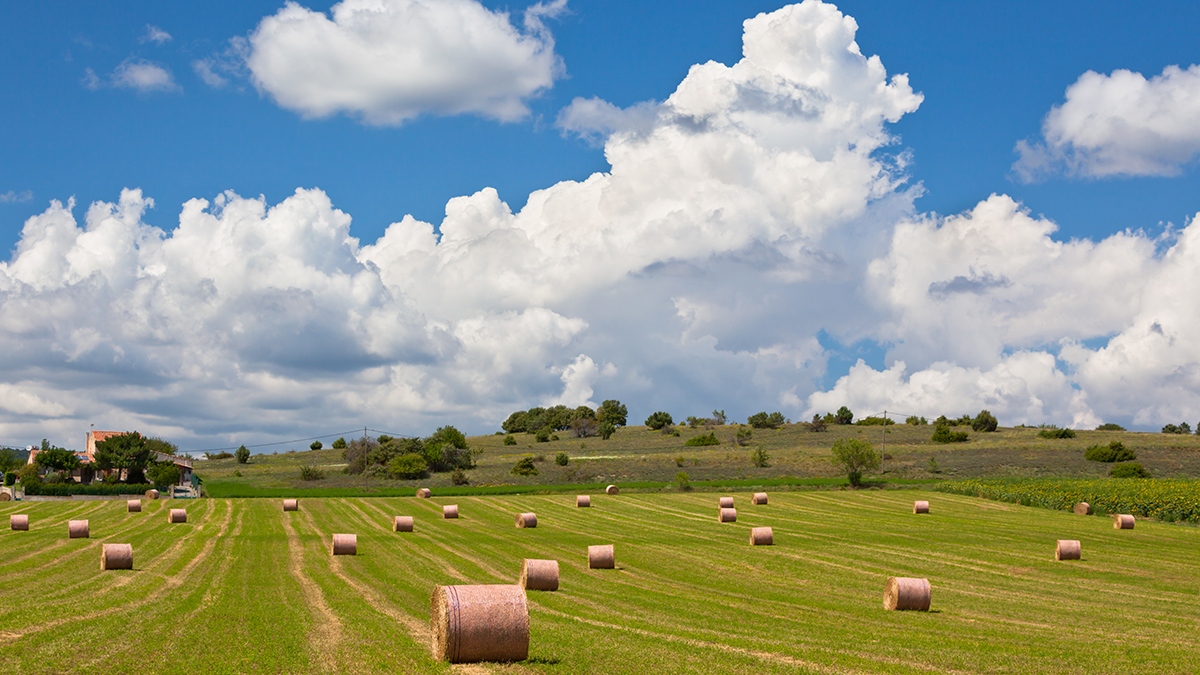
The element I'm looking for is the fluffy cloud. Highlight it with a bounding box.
[0,190,33,204]
[243,0,566,125]
[1014,64,1200,181]
[84,59,180,93]
[140,25,172,45]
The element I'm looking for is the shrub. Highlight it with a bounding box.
[599,421,616,440]
[674,455,685,467]
[905,416,928,425]
[807,414,827,432]
[205,451,234,460]
[855,417,895,426]
[535,427,551,443]
[750,446,770,468]
[1096,423,1126,431]
[389,453,428,479]
[3,471,15,486]
[645,411,674,430]
[23,482,153,497]
[511,457,539,476]
[555,452,569,466]
[748,412,786,429]
[971,410,999,432]
[331,437,347,450]
[685,432,719,447]
[299,464,326,481]
[1038,428,1076,439]
[932,425,969,443]
[235,445,251,464]
[428,426,468,449]
[675,471,691,492]
[735,427,753,446]
[1110,462,1151,479]
[571,417,598,438]
[309,440,323,451]
[450,467,469,485]
[830,438,879,486]
[147,462,182,487]
[1084,441,1136,463]
[503,435,517,446]
[835,406,854,425]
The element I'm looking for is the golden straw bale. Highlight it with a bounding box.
[443,505,459,519]
[168,509,187,524]
[515,512,537,528]
[576,495,590,508]
[145,489,159,500]
[1113,514,1135,529]
[749,527,773,546]
[101,543,133,570]
[883,577,931,611]
[519,559,559,591]
[10,514,28,531]
[283,499,298,512]
[588,544,615,569]
[718,507,737,523]
[127,500,141,512]
[417,488,432,498]
[68,520,89,539]
[430,584,529,663]
[718,497,734,508]
[606,485,619,495]
[913,500,930,514]
[1055,540,1081,560]
[751,492,768,505]
[331,533,357,555]
[0,492,9,501]
[393,516,414,532]
[1073,502,1092,515]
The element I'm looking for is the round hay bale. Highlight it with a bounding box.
[145,489,159,500]
[168,509,187,524]
[443,505,459,519]
[430,584,529,663]
[417,488,432,498]
[331,533,357,556]
[1113,514,1135,529]
[283,499,299,512]
[127,499,141,512]
[749,526,773,546]
[718,496,734,508]
[751,492,768,505]
[101,543,133,570]
[1055,539,1081,561]
[587,544,615,569]
[1073,502,1092,515]
[605,485,619,495]
[68,519,89,539]
[519,559,559,591]
[575,495,590,508]
[515,512,537,528]
[0,492,10,501]
[883,576,931,611]
[718,507,737,523]
[393,516,414,532]
[913,500,930,514]
[10,514,28,531]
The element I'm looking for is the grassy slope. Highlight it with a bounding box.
[195,424,1200,496]
[1,491,1197,674]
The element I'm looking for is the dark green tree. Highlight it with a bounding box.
[147,462,182,487]
[331,437,347,450]
[598,400,628,427]
[33,440,81,474]
[835,406,854,425]
[309,440,323,450]
[645,411,673,430]
[235,444,251,464]
[830,437,879,486]
[93,432,154,483]
[502,411,528,434]
[971,410,999,432]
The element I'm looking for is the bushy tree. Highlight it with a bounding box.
[555,452,569,466]
[571,417,598,438]
[905,416,928,425]
[599,421,616,440]
[830,438,879,486]
[235,444,251,464]
[34,441,81,474]
[503,435,517,446]
[1095,423,1126,431]
[428,426,468,450]
[807,414,828,432]
[309,440,323,451]
[835,406,854,425]
[712,410,727,425]
[0,448,19,474]
[147,462,182,487]
[511,457,539,476]
[94,432,155,483]
[748,412,785,429]
[331,437,347,450]
[932,425,969,443]
[598,400,628,428]
[971,410,999,432]
[645,411,673,430]
[750,446,770,468]
[574,405,596,420]
[502,410,528,434]
[389,453,428,479]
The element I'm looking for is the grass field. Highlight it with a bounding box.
[2,491,1197,673]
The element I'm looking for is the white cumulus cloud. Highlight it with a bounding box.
[85,59,180,93]
[140,25,172,45]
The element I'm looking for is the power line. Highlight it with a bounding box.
[183,427,416,455]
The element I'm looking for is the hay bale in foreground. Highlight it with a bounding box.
[751,492,768,505]
[0,492,9,502]
[1073,502,1092,515]
[101,543,133,570]
[718,507,737,523]
[519,559,559,591]
[283,499,299,512]
[10,514,28,531]
[913,500,930,514]
[588,544,615,569]
[146,489,159,500]
[750,527,773,546]
[393,516,414,532]
[168,509,187,524]
[443,505,459,519]
[331,533,357,556]
[576,495,590,508]
[718,496,734,508]
[127,499,141,512]
[883,577,931,611]
[515,512,537,528]
[68,520,89,539]
[1055,539,1081,560]
[430,584,529,663]
[417,488,432,498]
[1113,514,1135,529]
[605,485,619,495]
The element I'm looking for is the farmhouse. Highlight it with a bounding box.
[25,430,193,487]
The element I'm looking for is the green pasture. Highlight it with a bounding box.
[1,491,1197,674]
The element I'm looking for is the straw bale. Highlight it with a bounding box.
[1073,502,1092,515]
[1055,539,1081,560]
[283,499,299,512]
[749,527,773,546]
[127,499,141,512]
[168,508,187,524]
[1113,514,1135,529]
[0,492,9,501]
[145,489,159,500]
[913,500,930,514]
[576,495,590,508]
[430,584,529,663]
[718,496,734,508]
[10,514,28,531]
[515,512,537,528]
[883,576,931,611]
[718,507,737,523]
[101,543,133,570]
[606,485,619,495]
[331,533,357,556]
[588,544,615,569]
[393,516,414,532]
[751,492,768,505]
[68,519,89,539]
[519,559,559,591]
[443,505,459,519]
[417,488,432,498]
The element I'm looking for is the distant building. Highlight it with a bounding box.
[26,430,192,486]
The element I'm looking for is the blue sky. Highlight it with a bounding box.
[2,0,1200,451]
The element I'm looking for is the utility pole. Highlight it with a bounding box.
[364,426,368,493]
[881,410,886,474]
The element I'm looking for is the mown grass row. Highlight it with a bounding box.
[1,492,1198,673]
[934,477,1200,522]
